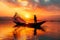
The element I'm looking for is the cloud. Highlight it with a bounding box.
[1,0,60,6]
[51,0,60,5]
[0,0,16,3]
[33,0,60,6]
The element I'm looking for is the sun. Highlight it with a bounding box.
[25,14,31,19]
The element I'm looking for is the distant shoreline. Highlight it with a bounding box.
[0,17,60,22]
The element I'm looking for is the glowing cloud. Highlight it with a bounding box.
[34,0,39,3]
[17,0,29,6]
[44,0,50,2]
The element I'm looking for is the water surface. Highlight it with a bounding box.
[0,21,60,40]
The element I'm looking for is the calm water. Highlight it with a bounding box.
[0,21,60,40]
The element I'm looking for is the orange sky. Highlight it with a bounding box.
[0,0,60,20]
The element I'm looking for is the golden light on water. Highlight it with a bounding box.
[0,22,60,40]
[15,27,44,40]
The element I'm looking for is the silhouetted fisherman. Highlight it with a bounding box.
[34,15,45,36]
[34,15,37,35]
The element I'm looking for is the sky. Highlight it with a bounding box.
[34,0,60,5]
[0,0,60,21]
